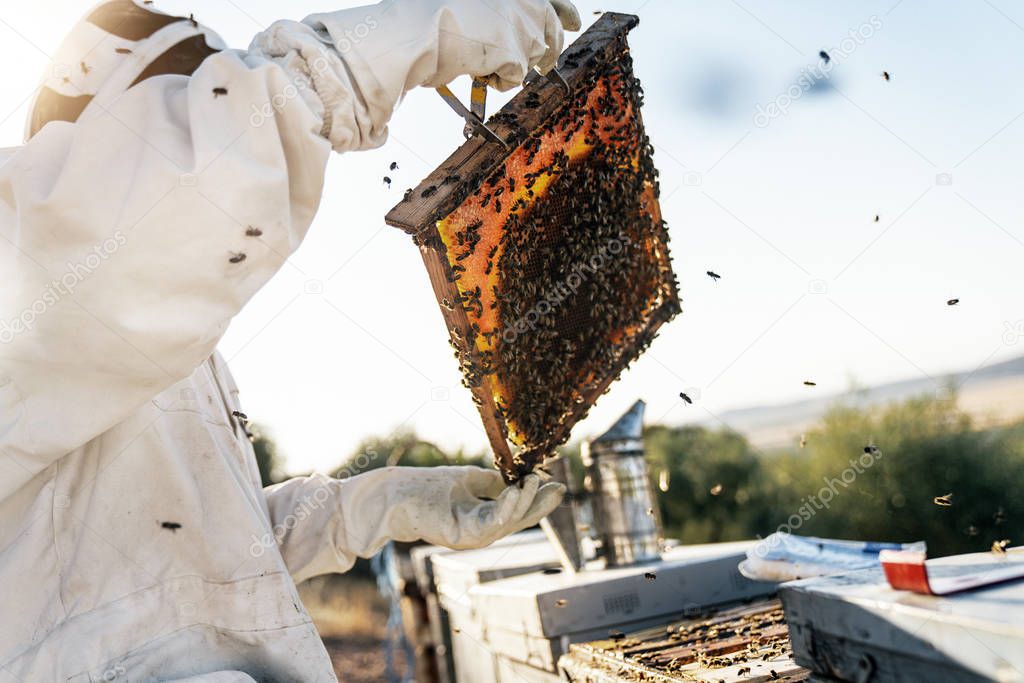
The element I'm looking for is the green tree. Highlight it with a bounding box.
[644,424,770,544]
[764,395,1024,556]
[334,429,488,479]
[251,424,285,487]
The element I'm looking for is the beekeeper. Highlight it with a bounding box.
[0,0,579,679]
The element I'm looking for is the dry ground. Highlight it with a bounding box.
[298,575,410,682]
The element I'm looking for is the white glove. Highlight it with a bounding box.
[263,466,565,583]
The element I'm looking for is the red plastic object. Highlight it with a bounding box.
[880,549,1024,596]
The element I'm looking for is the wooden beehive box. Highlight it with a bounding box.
[386,13,680,481]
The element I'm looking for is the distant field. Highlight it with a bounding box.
[712,355,1024,451]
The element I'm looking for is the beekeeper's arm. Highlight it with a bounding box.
[264,467,565,584]
[0,0,579,501]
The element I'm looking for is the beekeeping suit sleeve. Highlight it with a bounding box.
[252,0,581,152]
[263,467,565,583]
[0,0,576,501]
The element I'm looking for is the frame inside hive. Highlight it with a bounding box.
[386,13,680,482]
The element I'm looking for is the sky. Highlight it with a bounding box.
[3,0,1024,474]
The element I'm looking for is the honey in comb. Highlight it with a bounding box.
[387,14,679,481]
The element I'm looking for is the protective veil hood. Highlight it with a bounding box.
[26,0,227,140]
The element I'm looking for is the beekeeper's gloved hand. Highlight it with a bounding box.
[249,0,581,152]
[264,466,566,584]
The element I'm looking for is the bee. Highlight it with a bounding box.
[864,445,878,454]
[160,521,182,532]
[115,48,133,54]
[992,539,1011,555]
[402,189,413,203]
[389,161,399,171]
[933,493,953,507]
[421,185,438,198]
[231,410,248,423]
[882,71,891,81]
[803,380,817,386]
[212,87,228,97]
[644,571,657,581]
[555,598,568,607]
[706,270,721,282]
[874,214,880,222]
[800,433,808,449]
[228,252,247,264]
[710,483,723,496]
[819,50,831,64]
[770,671,780,680]
[189,13,198,27]
[679,391,692,405]
[245,226,263,237]
[383,176,392,188]
[947,298,959,306]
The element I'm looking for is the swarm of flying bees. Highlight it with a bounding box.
[995,507,1007,525]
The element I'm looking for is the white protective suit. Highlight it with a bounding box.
[0,0,578,680]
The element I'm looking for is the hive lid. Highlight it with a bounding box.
[386,13,680,481]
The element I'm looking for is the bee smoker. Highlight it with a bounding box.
[543,400,664,571]
[582,400,663,566]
